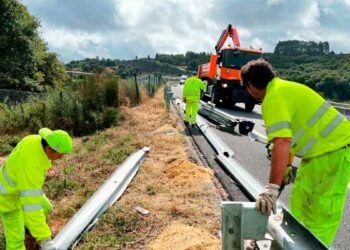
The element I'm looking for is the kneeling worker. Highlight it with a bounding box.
[0,128,73,250]
[182,72,206,126]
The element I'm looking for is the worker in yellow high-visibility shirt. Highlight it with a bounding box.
[0,128,73,250]
[182,72,206,127]
[241,59,350,246]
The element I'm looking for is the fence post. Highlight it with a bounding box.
[134,73,140,105]
[148,75,151,95]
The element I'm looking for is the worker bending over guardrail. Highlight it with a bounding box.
[182,72,207,127]
[241,59,350,246]
[0,128,73,250]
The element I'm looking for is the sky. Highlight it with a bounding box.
[22,0,350,63]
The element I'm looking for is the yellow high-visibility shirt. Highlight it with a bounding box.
[183,76,206,102]
[0,135,52,240]
[262,78,350,159]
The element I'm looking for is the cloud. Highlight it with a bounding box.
[298,1,320,28]
[22,0,350,62]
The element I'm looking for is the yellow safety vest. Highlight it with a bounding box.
[0,135,52,240]
[262,78,350,159]
[183,76,206,102]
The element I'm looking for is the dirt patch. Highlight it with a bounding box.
[148,223,220,250]
[153,124,178,134]
[164,159,213,186]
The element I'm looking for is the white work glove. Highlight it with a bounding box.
[255,183,280,215]
[39,239,56,250]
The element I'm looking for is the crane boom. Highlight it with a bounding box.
[214,24,241,53]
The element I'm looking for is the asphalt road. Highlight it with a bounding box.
[171,83,350,250]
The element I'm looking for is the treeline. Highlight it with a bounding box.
[66,51,211,79]
[267,42,350,101]
[274,40,331,56]
[0,0,66,92]
[2,0,349,103]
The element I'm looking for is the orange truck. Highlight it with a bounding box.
[198,24,263,111]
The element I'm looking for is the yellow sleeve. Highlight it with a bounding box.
[262,97,293,143]
[17,166,51,240]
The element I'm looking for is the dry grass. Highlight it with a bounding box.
[71,89,222,249]
[0,87,223,250]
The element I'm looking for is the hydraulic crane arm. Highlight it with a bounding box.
[214,24,240,54]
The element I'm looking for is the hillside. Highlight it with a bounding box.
[66,41,350,101]
[267,53,350,101]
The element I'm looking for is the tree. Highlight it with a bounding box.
[187,59,199,71]
[0,0,66,91]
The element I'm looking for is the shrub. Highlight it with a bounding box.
[0,73,121,136]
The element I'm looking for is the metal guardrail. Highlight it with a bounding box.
[328,101,350,108]
[329,101,350,117]
[53,147,150,250]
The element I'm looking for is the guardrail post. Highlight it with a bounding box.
[164,84,173,109]
[221,202,268,250]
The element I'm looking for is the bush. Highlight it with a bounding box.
[0,73,122,136]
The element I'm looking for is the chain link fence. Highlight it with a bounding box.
[0,89,45,104]
[132,74,162,105]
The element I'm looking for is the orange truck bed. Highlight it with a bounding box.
[198,54,217,81]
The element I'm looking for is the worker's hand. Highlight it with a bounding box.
[255,183,280,215]
[38,239,56,250]
[47,168,55,177]
[283,165,293,185]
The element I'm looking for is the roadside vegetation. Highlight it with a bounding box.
[44,89,222,250]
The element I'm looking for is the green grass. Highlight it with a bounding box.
[103,134,135,165]
[63,165,77,175]
[46,179,81,199]
[76,209,139,249]
[84,132,110,152]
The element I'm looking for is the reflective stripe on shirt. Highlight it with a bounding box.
[293,102,344,156]
[20,189,43,197]
[307,102,331,127]
[291,128,305,148]
[0,181,6,194]
[23,204,42,211]
[2,165,15,186]
[297,137,317,157]
[267,121,291,134]
[320,113,344,138]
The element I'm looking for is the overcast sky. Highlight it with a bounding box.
[22,0,350,62]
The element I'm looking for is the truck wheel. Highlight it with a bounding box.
[245,98,255,112]
[201,91,208,102]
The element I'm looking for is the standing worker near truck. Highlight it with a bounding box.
[0,128,73,250]
[183,72,206,127]
[241,59,350,246]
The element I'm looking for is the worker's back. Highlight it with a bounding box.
[183,76,206,102]
[262,78,350,159]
